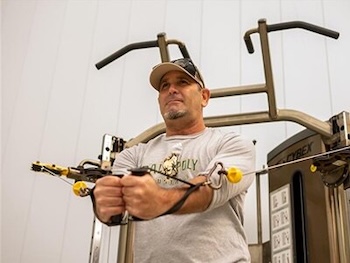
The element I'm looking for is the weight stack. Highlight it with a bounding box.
[267,129,330,263]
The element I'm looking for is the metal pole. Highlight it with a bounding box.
[257,19,278,120]
[157,33,170,62]
[89,218,103,263]
[117,224,128,263]
[256,172,263,245]
[326,186,350,263]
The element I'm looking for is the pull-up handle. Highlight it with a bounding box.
[244,19,340,54]
[95,40,158,69]
[95,32,191,69]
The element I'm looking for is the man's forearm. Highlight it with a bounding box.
[164,176,214,215]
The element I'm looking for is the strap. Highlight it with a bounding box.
[160,183,203,216]
[90,186,123,226]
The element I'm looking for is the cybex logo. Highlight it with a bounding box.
[276,141,314,165]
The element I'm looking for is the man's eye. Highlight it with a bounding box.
[159,82,169,91]
[178,79,190,85]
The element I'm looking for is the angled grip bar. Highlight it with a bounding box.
[244,19,340,54]
[95,32,190,68]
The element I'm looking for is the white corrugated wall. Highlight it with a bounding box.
[2,0,349,262]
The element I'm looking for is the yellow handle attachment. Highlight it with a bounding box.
[310,164,317,173]
[226,167,243,183]
[73,181,88,196]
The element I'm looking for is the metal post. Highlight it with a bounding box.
[89,218,103,263]
[256,172,263,245]
[117,224,128,263]
[257,19,278,119]
[157,33,170,62]
[326,186,350,263]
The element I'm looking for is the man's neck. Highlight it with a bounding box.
[165,119,206,136]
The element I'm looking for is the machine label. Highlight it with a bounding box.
[270,184,293,262]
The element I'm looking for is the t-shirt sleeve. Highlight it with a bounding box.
[111,144,143,175]
[205,132,256,211]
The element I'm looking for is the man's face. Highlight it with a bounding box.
[157,70,209,121]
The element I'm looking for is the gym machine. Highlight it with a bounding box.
[32,19,349,263]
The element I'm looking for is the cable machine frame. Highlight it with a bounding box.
[90,18,348,263]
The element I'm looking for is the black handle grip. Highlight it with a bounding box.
[244,35,255,54]
[244,20,340,54]
[179,46,191,59]
[128,167,149,176]
[95,40,158,69]
[108,214,124,226]
[267,21,339,39]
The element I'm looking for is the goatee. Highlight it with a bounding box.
[164,110,186,120]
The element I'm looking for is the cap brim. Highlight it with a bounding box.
[149,63,200,91]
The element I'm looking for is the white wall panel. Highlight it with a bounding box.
[14,1,98,263]
[2,1,72,263]
[2,1,38,153]
[79,0,133,152]
[281,1,331,136]
[324,0,350,114]
[200,1,242,122]
[165,1,204,61]
[2,0,350,262]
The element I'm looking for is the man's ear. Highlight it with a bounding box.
[201,88,210,107]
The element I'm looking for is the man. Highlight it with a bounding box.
[93,58,256,262]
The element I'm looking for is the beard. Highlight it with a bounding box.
[163,109,187,120]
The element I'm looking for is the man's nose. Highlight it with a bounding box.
[168,84,178,94]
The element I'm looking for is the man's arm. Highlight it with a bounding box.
[120,174,213,220]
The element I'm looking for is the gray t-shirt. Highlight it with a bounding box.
[112,127,256,263]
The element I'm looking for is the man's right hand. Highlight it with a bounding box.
[93,175,125,223]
